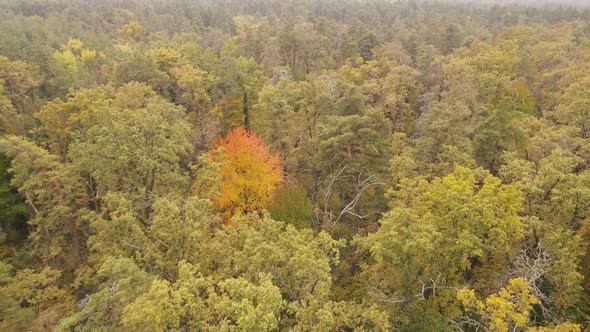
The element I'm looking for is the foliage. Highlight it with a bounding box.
[355,167,525,325]
[211,127,282,220]
[457,278,538,332]
[0,0,588,330]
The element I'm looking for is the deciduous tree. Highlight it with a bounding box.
[211,127,282,219]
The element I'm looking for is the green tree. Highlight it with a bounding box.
[68,83,192,219]
[122,265,283,331]
[0,56,42,134]
[0,136,88,269]
[57,257,154,331]
[1,264,74,330]
[170,64,221,151]
[0,155,27,247]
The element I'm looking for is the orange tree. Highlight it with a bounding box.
[211,127,282,220]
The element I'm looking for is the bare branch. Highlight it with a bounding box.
[328,174,384,231]
[366,284,406,304]
[121,240,145,253]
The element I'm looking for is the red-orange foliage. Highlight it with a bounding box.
[211,127,283,220]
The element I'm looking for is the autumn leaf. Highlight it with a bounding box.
[211,127,282,220]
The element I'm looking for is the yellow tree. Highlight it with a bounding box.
[211,127,282,220]
[457,278,581,331]
[457,278,538,332]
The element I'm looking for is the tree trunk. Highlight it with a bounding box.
[243,92,250,130]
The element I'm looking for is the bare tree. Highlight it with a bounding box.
[314,163,383,231]
[509,242,556,322]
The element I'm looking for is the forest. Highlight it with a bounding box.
[0,0,589,330]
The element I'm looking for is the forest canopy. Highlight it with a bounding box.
[0,0,590,331]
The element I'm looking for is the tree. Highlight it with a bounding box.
[145,195,220,278]
[0,56,42,134]
[456,278,539,332]
[554,76,590,162]
[355,167,525,327]
[211,127,282,220]
[337,58,420,132]
[48,39,103,96]
[68,83,192,219]
[36,86,114,161]
[122,265,283,332]
[499,150,589,318]
[0,87,22,136]
[0,136,89,269]
[456,277,583,331]
[234,57,264,129]
[106,44,172,96]
[473,101,528,174]
[267,181,313,229]
[199,213,388,331]
[300,69,395,232]
[251,79,296,155]
[0,155,27,247]
[0,264,74,330]
[121,213,388,331]
[315,108,391,232]
[117,21,147,42]
[57,257,154,331]
[170,64,221,151]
